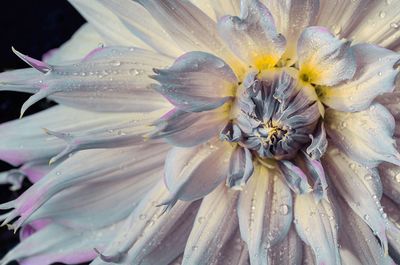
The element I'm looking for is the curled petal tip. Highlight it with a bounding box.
[11,47,51,74]
[94,248,124,263]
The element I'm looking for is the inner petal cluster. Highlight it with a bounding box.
[222,70,321,160]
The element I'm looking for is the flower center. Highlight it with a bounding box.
[221,70,321,160]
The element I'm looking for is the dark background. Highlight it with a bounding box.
[0,1,85,263]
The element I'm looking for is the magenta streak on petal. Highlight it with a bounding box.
[20,219,50,240]
[20,250,97,265]
[81,47,105,61]
[41,48,59,62]
[12,47,51,74]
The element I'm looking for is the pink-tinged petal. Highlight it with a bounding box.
[96,0,183,57]
[337,196,394,265]
[278,160,312,194]
[323,147,389,254]
[300,152,328,201]
[67,0,163,51]
[297,26,356,86]
[162,140,233,206]
[265,0,320,64]
[89,180,192,264]
[152,51,237,112]
[1,222,120,265]
[19,219,50,241]
[238,164,293,265]
[181,185,239,265]
[379,163,400,205]
[322,44,400,112]
[226,146,254,189]
[0,143,169,230]
[294,192,340,265]
[0,106,134,166]
[325,104,400,167]
[20,161,52,183]
[1,47,173,114]
[12,48,51,74]
[268,226,303,265]
[217,0,286,69]
[339,249,362,265]
[150,107,229,147]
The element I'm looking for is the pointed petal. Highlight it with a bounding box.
[265,0,320,64]
[268,226,303,265]
[294,193,340,265]
[226,146,254,189]
[238,164,293,265]
[1,143,169,230]
[321,44,400,112]
[182,185,239,265]
[152,51,237,112]
[217,0,286,69]
[301,152,329,201]
[297,26,356,86]
[323,148,389,254]
[325,104,400,167]
[163,140,233,205]
[12,48,51,74]
[2,47,173,113]
[306,122,328,160]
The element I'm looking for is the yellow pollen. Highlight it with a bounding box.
[298,64,321,85]
[253,54,278,70]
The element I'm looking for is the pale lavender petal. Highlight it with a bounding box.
[297,26,356,86]
[226,146,254,189]
[337,196,394,265]
[162,140,233,206]
[0,170,25,191]
[306,122,328,160]
[301,152,328,201]
[210,0,241,19]
[213,230,249,265]
[322,44,400,112]
[323,147,389,254]
[181,185,239,265]
[268,226,303,265]
[20,161,52,183]
[238,164,293,265]
[150,108,229,147]
[325,104,400,167]
[278,160,312,194]
[381,196,400,262]
[152,51,237,112]
[217,0,286,69]
[294,192,340,265]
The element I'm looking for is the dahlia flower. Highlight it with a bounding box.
[1,0,400,264]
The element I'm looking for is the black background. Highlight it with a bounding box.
[0,1,85,264]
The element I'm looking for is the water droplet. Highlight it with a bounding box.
[279,204,289,215]
[379,11,386,18]
[364,214,370,221]
[332,25,342,35]
[197,217,205,223]
[139,214,146,220]
[395,173,400,183]
[364,174,373,181]
[391,22,399,29]
[129,68,140,76]
[378,71,383,76]
[111,60,121,67]
[192,246,198,251]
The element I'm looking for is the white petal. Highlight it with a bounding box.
[321,44,400,112]
[294,193,340,265]
[97,0,183,57]
[68,0,154,49]
[0,223,120,265]
[213,230,249,265]
[325,103,400,167]
[210,0,241,19]
[297,26,356,86]
[264,0,320,64]
[268,226,303,265]
[218,0,286,69]
[162,140,233,205]
[182,184,239,265]
[44,23,104,65]
[323,147,389,253]
[238,164,293,265]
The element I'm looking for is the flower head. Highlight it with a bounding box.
[1,0,400,265]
